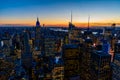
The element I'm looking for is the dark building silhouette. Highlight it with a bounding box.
[63,44,80,80]
[112,40,120,80]
[35,17,41,50]
[21,31,32,79]
[91,50,112,80]
[80,37,93,80]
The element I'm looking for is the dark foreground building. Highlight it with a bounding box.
[91,50,112,80]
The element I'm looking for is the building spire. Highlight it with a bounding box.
[88,15,90,30]
[36,17,40,27]
[71,11,72,23]
[37,17,39,21]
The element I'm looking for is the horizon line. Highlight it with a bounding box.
[0,22,120,27]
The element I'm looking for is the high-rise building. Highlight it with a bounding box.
[52,56,64,80]
[21,31,32,79]
[1,37,11,56]
[63,44,80,80]
[68,22,75,41]
[112,53,120,80]
[68,12,77,42]
[43,36,59,57]
[35,18,41,50]
[80,37,93,80]
[114,40,120,53]
[36,17,40,27]
[12,34,21,50]
[91,47,112,80]
[112,40,120,80]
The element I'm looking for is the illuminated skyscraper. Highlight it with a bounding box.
[91,45,112,80]
[68,11,76,42]
[43,36,58,57]
[112,40,120,80]
[112,53,120,80]
[114,40,120,53]
[52,56,64,80]
[80,37,93,80]
[63,44,80,80]
[1,37,11,56]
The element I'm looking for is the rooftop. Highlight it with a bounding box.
[63,44,79,49]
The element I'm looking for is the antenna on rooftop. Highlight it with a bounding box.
[37,17,39,21]
[71,11,72,23]
[88,15,90,30]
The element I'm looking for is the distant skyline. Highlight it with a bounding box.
[0,0,120,27]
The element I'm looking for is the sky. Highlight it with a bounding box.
[0,0,120,27]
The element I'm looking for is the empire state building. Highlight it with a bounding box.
[35,17,41,50]
[36,17,41,27]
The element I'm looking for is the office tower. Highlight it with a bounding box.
[112,53,120,80]
[1,38,11,56]
[0,39,2,47]
[63,44,80,80]
[68,12,76,42]
[114,40,120,53]
[112,40,120,80]
[111,23,116,35]
[102,39,110,54]
[43,36,59,57]
[110,23,116,50]
[91,50,112,80]
[68,22,75,41]
[12,34,21,50]
[68,23,82,45]
[52,56,64,80]
[64,34,69,44]
[68,23,82,44]
[42,56,54,80]
[68,17,80,40]
[35,17,41,50]
[52,66,64,80]
[104,27,113,40]
[21,31,32,79]
[2,37,11,47]
[80,37,93,80]
[110,37,116,51]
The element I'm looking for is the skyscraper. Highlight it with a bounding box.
[36,17,40,27]
[21,31,32,79]
[80,37,93,80]
[112,40,120,80]
[35,17,41,50]
[43,36,58,57]
[91,46,112,80]
[63,44,80,80]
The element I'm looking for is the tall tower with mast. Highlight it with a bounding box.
[35,17,41,50]
[68,11,77,43]
[71,11,72,23]
[69,11,75,30]
[36,17,40,27]
[87,16,90,31]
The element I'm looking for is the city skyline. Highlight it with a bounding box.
[0,0,120,27]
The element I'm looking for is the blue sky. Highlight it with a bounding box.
[0,0,120,26]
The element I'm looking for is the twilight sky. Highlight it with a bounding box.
[0,0,120,27]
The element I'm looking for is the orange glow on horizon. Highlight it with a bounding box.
[0,19,120,27]
[1,22,120,27]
